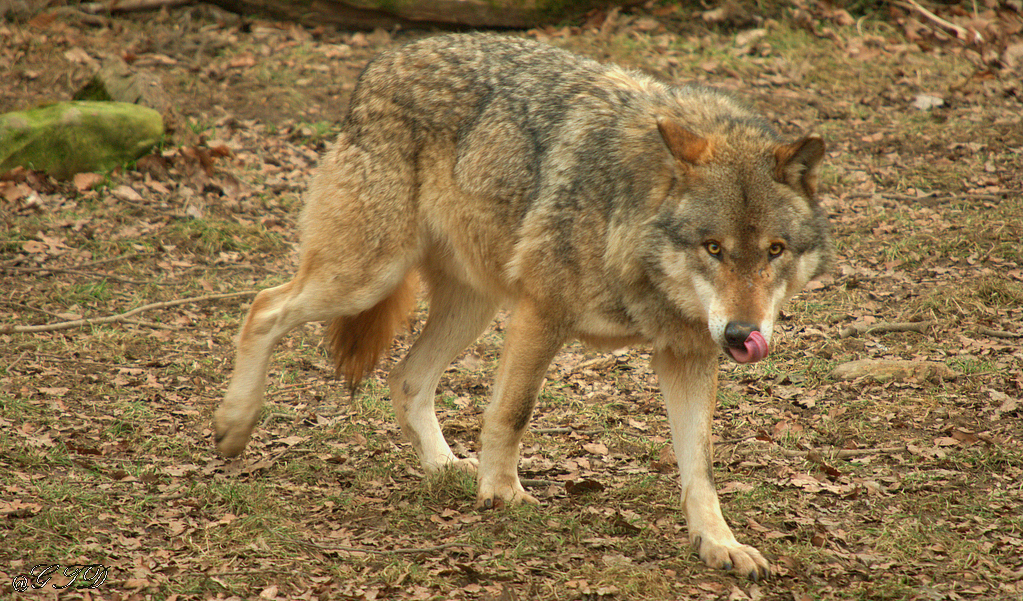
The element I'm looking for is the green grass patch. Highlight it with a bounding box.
[164,218,285,254]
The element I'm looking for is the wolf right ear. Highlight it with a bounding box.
[774,136,825,199]
[657,117,714,165]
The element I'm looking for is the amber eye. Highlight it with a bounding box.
[705,241,722,258]
[768,242,785,259]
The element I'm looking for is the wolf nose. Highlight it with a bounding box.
[724,321,758,348]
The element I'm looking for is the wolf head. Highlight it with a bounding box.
[647,116,832,363]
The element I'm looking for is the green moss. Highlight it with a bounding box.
[0,101,163,179]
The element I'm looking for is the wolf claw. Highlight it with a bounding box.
[696,538,770,580]
[475,482,539,509]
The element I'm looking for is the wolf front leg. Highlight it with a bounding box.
[651,347,770,581]
[476,299,566,508]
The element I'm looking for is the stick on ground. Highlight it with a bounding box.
[1,291,256,334]
[839,321,934,338]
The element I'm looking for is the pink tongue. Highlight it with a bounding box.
[729,330,769,364]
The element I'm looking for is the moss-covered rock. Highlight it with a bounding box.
[0,101,164,179]
[210,0,622,29]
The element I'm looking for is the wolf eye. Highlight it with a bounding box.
[705,241,722,258]
[768,242,785,259]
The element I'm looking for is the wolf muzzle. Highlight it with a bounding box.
[724,322,769,364]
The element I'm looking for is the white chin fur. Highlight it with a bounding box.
[695,278,777,348]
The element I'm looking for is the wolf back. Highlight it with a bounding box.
[316,34,832,343]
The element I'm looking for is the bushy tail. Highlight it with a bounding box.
[326,272,418,395]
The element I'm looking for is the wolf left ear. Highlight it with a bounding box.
[657,117,714,165]
[774,136,825,199]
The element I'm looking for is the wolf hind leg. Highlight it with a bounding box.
[388,276,499,474]
[214,255,415,457]
[215,121,424,457]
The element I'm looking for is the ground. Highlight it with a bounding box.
[1,2,1022,600]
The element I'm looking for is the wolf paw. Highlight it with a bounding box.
[213,411,253,458]
[694,536,771,581]
[475,478,539,509]
[423,456,479,475]
[448,457,480,474]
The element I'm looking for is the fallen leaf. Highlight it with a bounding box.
[22,240,47,254]
[912,94,944,110]
[565,478,605,496]
[73,172,105,191]
[111,185,143,202]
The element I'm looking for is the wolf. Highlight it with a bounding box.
[213,33,831,580]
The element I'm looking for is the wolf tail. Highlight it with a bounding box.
[326,272,418,395]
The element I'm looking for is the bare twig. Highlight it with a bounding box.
[82,254,136,267]
[0,291,256,334]
[521,478,557,488]
[895,0,983,44]
[2,302,68,319]
[80,0,194,14]
[777,446,907,459]
[842,191,1017,202]
[568,356,618,373]
[211,569,312,577]
[976,327,1022,340]
[726,439,911,459]
[717,436,757,446]
[323,541,469,555]
[55,253,139,270]
[122,319,182,331]
[158,485,188,501]
[6,351,30,372]
[839,321,934,338]
[26,352,114,366]
[1,264,174,285]
[273,529,469,555]
[533,427,605,435]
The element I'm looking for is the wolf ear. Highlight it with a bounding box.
[774,136,825,199]
[657,117,714,165]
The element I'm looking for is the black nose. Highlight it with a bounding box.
[725,321,758,348]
